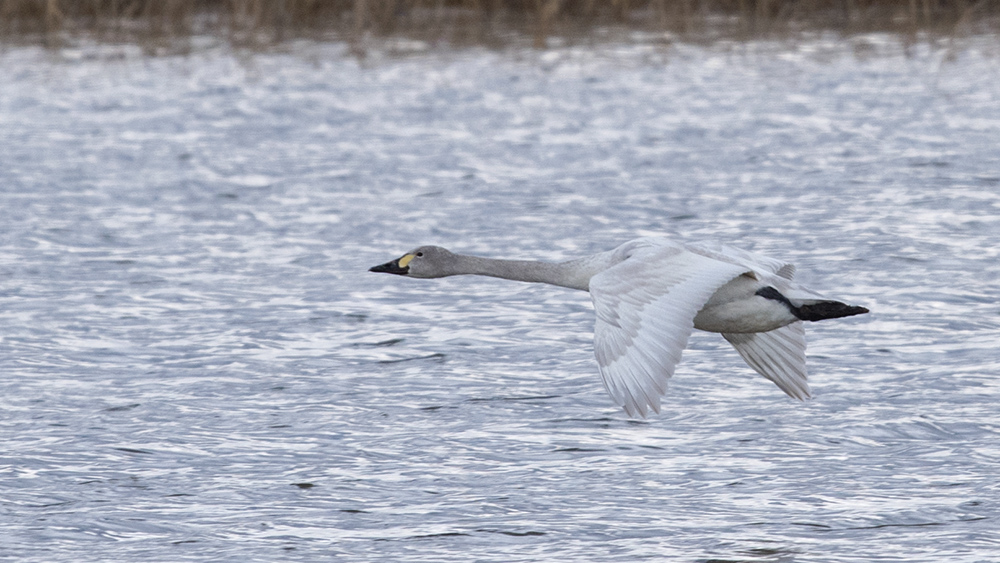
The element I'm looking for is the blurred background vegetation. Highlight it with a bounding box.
[0,0,997,48]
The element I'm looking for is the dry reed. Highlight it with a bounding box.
[0,0,997,47]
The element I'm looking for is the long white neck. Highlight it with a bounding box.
[448,253,609,291]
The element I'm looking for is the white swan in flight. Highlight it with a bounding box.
[370,238,867,417]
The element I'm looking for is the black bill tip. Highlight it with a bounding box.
[369,260,408,275]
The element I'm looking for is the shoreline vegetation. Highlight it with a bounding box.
[1,0,998,50]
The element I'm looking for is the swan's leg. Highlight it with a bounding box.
[755,286,868,322]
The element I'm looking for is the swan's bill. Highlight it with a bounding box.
[370,256,411,275]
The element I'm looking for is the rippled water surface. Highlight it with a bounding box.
[2,36,999,562]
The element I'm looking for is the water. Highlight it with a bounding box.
[1,35,999,562]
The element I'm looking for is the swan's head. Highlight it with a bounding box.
[369,246,456,279]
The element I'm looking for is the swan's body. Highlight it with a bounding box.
[370,238,867,417]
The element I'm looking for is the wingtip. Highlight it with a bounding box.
[781,382,812,401]
[621,398,651,419]
[621,397,662,419]
[622,403,645,419]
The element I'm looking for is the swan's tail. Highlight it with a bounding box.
[794,300,869,322]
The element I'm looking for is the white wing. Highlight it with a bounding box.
[722,322,810,400]
[683,240,796,280]
[590,245,748,418]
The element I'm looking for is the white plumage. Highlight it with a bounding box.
[370,237,867,417]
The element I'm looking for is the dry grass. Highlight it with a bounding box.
[0,0,997,48]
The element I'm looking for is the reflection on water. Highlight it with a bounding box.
[1,36,999,562]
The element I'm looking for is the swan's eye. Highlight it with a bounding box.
[416,252,423,257]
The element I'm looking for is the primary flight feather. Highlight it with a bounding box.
[370,237,867,417]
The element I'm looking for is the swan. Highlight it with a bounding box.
[369,238,867,417]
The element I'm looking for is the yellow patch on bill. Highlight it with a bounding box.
[398,254,415,268]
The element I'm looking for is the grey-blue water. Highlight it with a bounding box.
[1,35,999,562]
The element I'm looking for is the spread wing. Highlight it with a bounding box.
[722,322,810,400]
[590,246,748,418]
[683,240,796,280]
